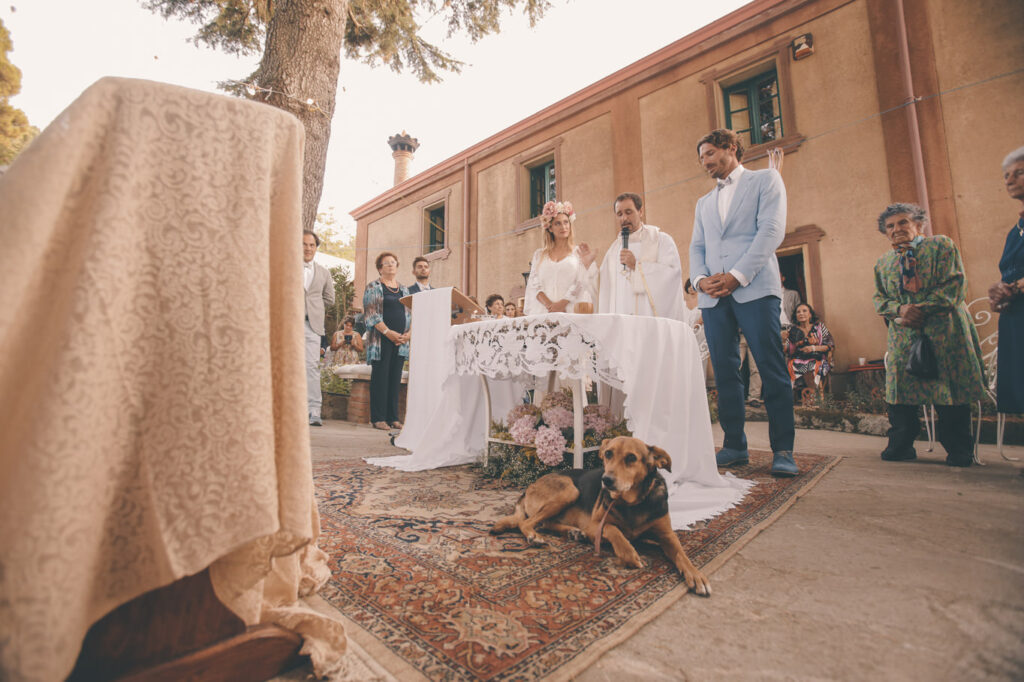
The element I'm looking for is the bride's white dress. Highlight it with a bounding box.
[523,246,594,315]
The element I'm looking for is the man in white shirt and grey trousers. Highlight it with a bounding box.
[302,230,335,426]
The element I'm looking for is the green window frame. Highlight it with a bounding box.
[723,69,783,148]
[528,160,556,218]
[425,204,445,253]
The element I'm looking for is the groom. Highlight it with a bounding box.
[689,129,797,476]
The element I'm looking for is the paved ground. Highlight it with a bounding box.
[305,420,1024,681]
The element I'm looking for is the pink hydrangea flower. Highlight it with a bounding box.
[583,405,613,435]
[583,412,611,435]
[534,426,567,466]
[509,415,538,445]
[540,200,575,224]
[542,406,574,430]
[506,403,540,427]
[540,390,572,412]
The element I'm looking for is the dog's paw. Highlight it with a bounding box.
[525,534,547,547]
[622,554,646,570]
[565,529,587,543]
[683,569,712,597]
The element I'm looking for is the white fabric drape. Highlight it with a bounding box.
[0,78,347,681]
[392,287,456,452]
[377,287,523,470]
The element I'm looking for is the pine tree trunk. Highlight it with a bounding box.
[254,0,347,231]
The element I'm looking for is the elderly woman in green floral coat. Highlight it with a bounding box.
[873,203,987,467]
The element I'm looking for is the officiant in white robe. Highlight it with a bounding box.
[592,192,686,321]
[587,192,688,418]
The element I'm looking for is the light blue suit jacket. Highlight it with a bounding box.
[689,167,787,308]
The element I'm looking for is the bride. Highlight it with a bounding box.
[524,200,597,315]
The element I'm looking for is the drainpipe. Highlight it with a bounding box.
[895,0,932,235]
[462,158,470,292]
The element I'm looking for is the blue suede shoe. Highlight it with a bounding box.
[771,451,799,477]
[715,447,750,468]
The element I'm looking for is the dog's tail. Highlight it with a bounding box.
[489,493,527,535]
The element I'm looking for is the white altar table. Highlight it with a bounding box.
[367,289,751,529]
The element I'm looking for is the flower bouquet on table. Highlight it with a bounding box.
[480,389,630,487]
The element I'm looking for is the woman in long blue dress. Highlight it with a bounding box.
[988,146,1024,415]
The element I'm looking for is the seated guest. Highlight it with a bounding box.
[329,316,364,365]
[785,303,834,390]
[486,293,505,318]
[504,301,518,318]
[524,199,595,315]
[363,252,411,431]
[873,203,986,466]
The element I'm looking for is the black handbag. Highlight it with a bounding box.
[906,333,938,379]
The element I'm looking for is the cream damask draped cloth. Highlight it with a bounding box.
[0,78,348,681]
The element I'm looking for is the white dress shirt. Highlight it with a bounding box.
[717,164,745,223]
[303,260,314,290]
[695,164,751,290]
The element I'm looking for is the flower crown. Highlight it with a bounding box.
[540,200,576,225]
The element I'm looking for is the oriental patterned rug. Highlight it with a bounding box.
[313,450,839,681]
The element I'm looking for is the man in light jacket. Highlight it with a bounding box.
[689,129,796,476]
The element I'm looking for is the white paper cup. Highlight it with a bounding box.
[858,357,866,365]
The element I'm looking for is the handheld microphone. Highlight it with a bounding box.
[620,226,630,271]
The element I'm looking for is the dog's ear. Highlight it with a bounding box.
[648,445,672,472]
[599,438,610,452]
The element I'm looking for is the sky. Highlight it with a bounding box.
[3,0,751,237]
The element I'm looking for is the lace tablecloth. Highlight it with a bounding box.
[453,315,622,388]
[372,309,751,529]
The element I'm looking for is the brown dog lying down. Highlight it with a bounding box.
[490,436,710,596]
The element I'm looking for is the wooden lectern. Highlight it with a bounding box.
[400,287,482,325]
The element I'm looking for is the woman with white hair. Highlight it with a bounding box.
[872,203,987,467]
[987,146,1024,415]
[523,200,597,315]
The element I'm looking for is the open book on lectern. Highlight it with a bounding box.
[399,287,483,325]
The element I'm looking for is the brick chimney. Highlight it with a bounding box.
[387,131,420,186]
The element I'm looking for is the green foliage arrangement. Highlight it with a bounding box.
[320,366,352,395]
[706,389,719,424]
[824,387,886,415]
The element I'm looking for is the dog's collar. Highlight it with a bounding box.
[633,470,660,506]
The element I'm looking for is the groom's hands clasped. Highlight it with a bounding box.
[698,272,740,298]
